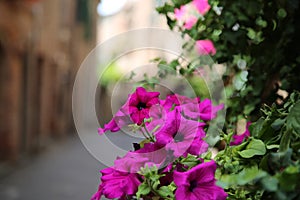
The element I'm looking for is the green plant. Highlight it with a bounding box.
[156,0,300,123]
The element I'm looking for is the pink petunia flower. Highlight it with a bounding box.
[98,96,164,135]
[98,102,133,135]
[173,4,199,30]
[199,99,224,121]
[181,99,224,121]
[195,40,217,55]
[91,167,141,200]
[129,87,160,125]
[184,16,198,30]
[114,152,150,173]
[193,0,211,15]
[155,108,207,157]
[114,142,167,173]
[174,5,186,20]
[146,104,166,134]
[160,94,198,113]
[173,161,228,200]
[230,122,252,146]
[173,0,211,30]
[98,119,119,135]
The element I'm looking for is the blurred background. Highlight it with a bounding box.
[0,0,167,199]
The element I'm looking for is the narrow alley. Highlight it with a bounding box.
[0,135,103,200]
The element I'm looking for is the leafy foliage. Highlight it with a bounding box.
[156,0,300,123]
[215,91,300,199]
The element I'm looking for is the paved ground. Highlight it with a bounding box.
[0,134,105,200]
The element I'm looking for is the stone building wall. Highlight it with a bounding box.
[0,0,98,162]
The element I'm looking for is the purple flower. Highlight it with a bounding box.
[146,104,166,134]
[186,137,209,156]
[98,102,132,135]
[160,94,198,113]
[230,122,251,146]
[91,167,141,200]
[195,40,216,55]
[155,108,207,157]
[114,152,149,173]
[198,99,224,121]
[129,87,160,125]
[182,99,224,121]
[181,103,201,119]
[114,142,167,173]
[98,119,119,135]
[159,164,174,186]
[173,161,227,200]
[98,87,161,134]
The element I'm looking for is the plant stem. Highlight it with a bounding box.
[144,126,155,142]
[140,128,150,140]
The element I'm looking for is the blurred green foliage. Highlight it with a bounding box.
[99,62,122,86]
[157,0,300,123]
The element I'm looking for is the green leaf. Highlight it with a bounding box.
[277,165,300,192]
[233,71,248,91]
[277,8,287,19]
[238,138,266,158]
[180,154,200,168]
[286,101,300,135]
[244,104,255,115]
[136,182,151,199]
[217,165,267,188]
[156,4,174,13]
[279,130,291,152]
[151,179,160,190]
[271,118,286,131]
[249,118,264,138]
[247,28,256,40]
[266,144,279,150]
[269,149,293,171]
[261,176,278,191]
[169,59,179,70]
[255,17,267,28]
[157,186,174,198]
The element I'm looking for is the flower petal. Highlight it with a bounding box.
[193,0,211,15]
[195,40,216,55]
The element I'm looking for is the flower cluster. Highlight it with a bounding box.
[174,0,210,30]
[172,0,216,55]
[93,87,226,200]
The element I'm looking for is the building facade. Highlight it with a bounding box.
[0,0,98,162]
